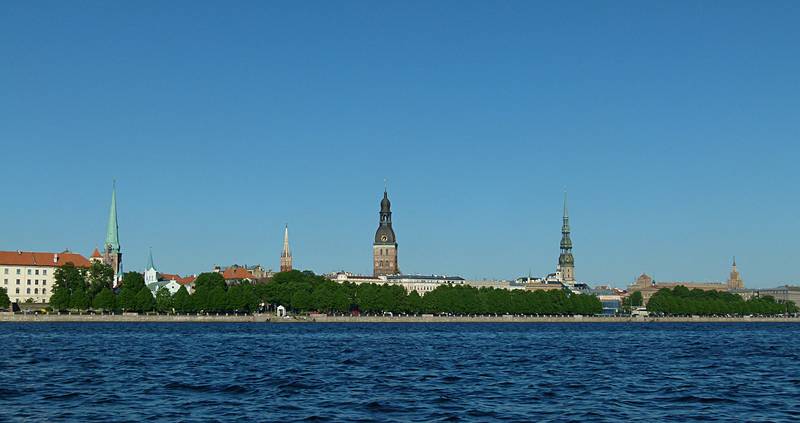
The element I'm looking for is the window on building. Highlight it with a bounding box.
[26,288,30,294]
[35,269,39,275]
[42,288,47,294]
[43,269,47,275]
[27,269,31,275]
[16,269,21,275]
[16,288,19,294]
[27,280,31,285]
[35,280,39,285]
[16,279,20,284]
[43,281,46,286]
[3,269,7,274]
[34,288,38,294]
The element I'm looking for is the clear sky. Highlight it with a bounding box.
[1,1,798,288]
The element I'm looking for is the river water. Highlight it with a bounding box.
[2,323,799,422]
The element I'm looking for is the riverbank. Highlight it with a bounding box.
[2,312,799,323]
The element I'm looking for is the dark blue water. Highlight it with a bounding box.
[2,323,800,422]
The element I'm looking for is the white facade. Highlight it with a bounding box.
[0,251,91,305]
[1,264,54,304]
[328,272,469,296]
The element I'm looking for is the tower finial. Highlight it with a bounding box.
[384,178,388,193]
[563,189,568,218]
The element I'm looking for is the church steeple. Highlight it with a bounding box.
[280,224,293,272]
[102,181,123,286]
[105,181,120,253]
[146,247,155,271]
[558,191,575,284]
[373,187,398,276]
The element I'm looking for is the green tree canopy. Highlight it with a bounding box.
[155,287,173,313]
[135,287,155,313]
[173,286,194,313]
[0,287,10,309]
[92,288,116,311]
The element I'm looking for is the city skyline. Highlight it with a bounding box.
[0,181,768,289]
[2,2,799,287]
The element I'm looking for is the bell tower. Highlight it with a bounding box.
[373,189,399,276]
[558,192,575,284]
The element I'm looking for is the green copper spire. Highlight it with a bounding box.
[561,191,571,247]
[105,181,120,253]
[147,247,155,270]
[559,191,574,272]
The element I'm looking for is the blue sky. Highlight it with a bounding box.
[1,1,798,288]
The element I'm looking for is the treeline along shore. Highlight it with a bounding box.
[1,263,796,319]
[3,313,800,324]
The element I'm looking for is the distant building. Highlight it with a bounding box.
[588,287,623,315]
[143,249,188,296]
[465,279,527,291]
[557,192,575,286]
[101,182,123,287]
[728,257,744,289]
[328,272,465,296]
[212,264,271,284]
[0,250,90,304]
[628,259,745,304]
[734,285,800,307]
[280,225,292,272]
[373,189,399,276]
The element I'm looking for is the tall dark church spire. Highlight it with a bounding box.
[558,191,575,284]
[373,188,398,276]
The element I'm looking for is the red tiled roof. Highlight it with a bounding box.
[91,248,102,258]
[222,267,254,280]
[160,273,181,281]
[177,275,196,285]
[0,251,91,268]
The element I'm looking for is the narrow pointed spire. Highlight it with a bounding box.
[282,224,291,257]
[563,190,568,219]
[280,224,293,272]
[732,256,737,267]
[147,247,155,270]
[105,180,120,252]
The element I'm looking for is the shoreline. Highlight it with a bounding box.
[2,313,800,323]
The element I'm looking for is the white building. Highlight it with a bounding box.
[328,272,468,296]
[0,250,91,304]
[144,250,193,296]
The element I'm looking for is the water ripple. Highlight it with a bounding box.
[1,323,799,422]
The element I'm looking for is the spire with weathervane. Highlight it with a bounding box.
[280,224,293,272]
[558,191,575,284]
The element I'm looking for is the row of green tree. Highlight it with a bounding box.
[262,270,603,315]
[646,286,797,316]
[48,266,604,315]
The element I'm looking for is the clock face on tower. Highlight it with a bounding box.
[381,235,388,242]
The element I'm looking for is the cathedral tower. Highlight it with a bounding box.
[280,224,293,272]
[103,181,123,286]
[373,189,399,276]
[558,192,575,284]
